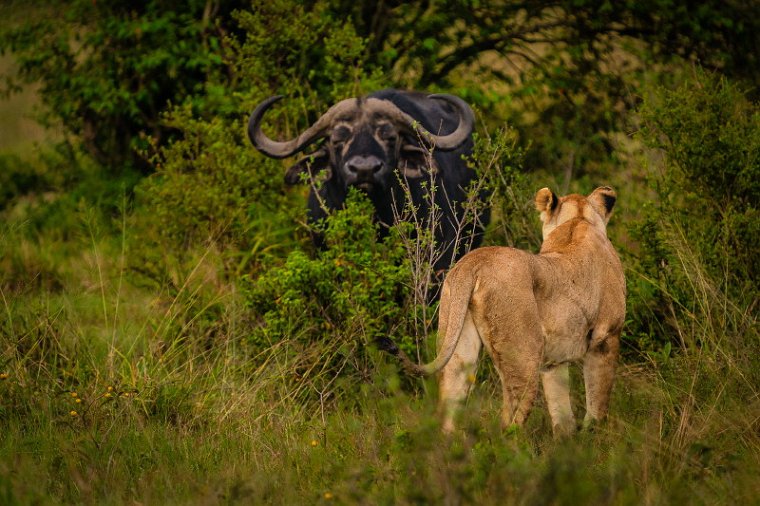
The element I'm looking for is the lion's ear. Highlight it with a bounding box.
[535,187,558,221]
[588,186,617,223]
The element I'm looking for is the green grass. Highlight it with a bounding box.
[0,158,757,504]
[1,222,757,505]
[0,49,757,505]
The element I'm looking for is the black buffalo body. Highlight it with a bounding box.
[248,89,490,272]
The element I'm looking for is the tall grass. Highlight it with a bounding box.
[1,179,758,505]
[1,63,758,504]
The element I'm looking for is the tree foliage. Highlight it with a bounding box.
[629,68,759,351]
[332,0,759,90]
[0,0,247,173]
[1,1,758,357]
[2,0,757,179]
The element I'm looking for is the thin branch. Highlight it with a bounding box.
[424,19,570,85]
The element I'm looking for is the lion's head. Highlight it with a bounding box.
[535,186,617,240]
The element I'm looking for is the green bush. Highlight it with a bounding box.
[233,1,384,105]
[129,106,298,289]
[0,0,248,173]
[472,129,539,251]
[628,69,759,352]
[0,154,47,210]
[243,190,413,403]
[128,0,388,289]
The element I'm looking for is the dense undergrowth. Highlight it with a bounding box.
[2,72,758,503]
[1,2,759,504]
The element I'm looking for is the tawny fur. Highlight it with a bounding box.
[391,186,626,435]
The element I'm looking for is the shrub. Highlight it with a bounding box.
[128,106,299,289]
[628,68,759,352]
[128,0,387,289]
[243,190,412,405]
[0,0,248,173]
[472,129,538,251]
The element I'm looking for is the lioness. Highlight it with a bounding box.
[379,186,625,435]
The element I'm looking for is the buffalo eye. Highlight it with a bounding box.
[330,126,351,147]
[377,123,398,143]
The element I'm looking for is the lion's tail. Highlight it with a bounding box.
[376,267,476,377]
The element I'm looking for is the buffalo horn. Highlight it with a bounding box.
[247,96,357,159]
[424,94,474,151]
[365,94,474,151]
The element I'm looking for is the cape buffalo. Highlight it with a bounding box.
[247,89,489,273]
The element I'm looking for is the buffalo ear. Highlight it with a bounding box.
[284,147,331,185]
[588,186,617,223]
[535,187,559,221]
[399,144,439,178]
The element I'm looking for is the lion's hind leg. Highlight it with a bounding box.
[582,329,620,428]
[540,363,576,436]
[438,310,482,433]
[488,320,542,431]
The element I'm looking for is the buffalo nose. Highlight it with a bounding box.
[346,156,383,177]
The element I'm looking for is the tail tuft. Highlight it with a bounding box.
[374,337,400,356]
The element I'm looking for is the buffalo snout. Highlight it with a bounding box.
[345,155,386,188]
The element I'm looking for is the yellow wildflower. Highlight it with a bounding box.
[310,440,318,447]
[70,410,78,417]
[70,392,78,398]
[0,373,8,380]
[324,492,334,500]
[75,398,82,404]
